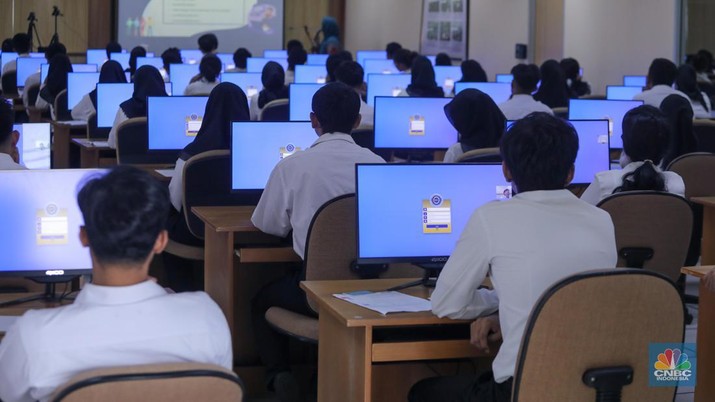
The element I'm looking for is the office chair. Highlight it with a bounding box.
[25,82,40,106]
[115,117,179,166]
[456,147,502,164]
[692,119,715,153]
[259,99,289,121]
[86,112,111,140]
[352,128,391,161]
[53,89,72,121]
[660,94,696,168]
[552,106,569,119]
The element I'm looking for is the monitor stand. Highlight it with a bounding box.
[386,264,444,292]
[0,276,79,308]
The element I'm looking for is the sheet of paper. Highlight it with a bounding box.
[333,291,431,315]
[0,316,18,332]
[155,169,174,178]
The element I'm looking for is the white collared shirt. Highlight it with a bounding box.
[580,161,686,205]
[252,133,385,258]
[431,190,617,383]
[358,99,374,129]
[0,153,26,170]
[633,85,689,108]
[107,108,129,149]
[70,93,96,121]
[498,94,553,120]
[183,78,219,96]
[0,281,232,402]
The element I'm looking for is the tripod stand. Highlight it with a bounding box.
[49,6,63,46]
[26,12,42,51]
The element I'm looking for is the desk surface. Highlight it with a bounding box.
[192,206,259,233]
[682,265,714,278]
[71,138,111,149]
[692,197,715,208]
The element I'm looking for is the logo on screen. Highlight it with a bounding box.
[409,115,426,136]
[317,76,326,84]
[422,194,452,234]
[496,186,512,200]
[185,114,203,137]
[36,203,69,246]
[279,143,301,159]
[649,344,696,387]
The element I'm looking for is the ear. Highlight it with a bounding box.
[352,113,362,130]
[153,230,169,254]
[11,130,19,147]
[501,162,513,183]
[564,164,575,186]
[79,226,90,247]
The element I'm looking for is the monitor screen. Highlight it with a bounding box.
[246,57,289,73]
[307,54,329,66]
[40,64,49,85]
[623,75,647,87]
[86,49,110,67]
[426,55,437,66]
[264,50,288,59]
[180,49,203,64]
[606,85,643,101]
[366,73,412,106]
[169,63,200,96]
[16,57,45,88]
[67,72,101,110]
[231,121,317,190]
[568,99,643,149]
[454,82,512,104]
[373,96,457,149]
[41,64,98,83]
[13,123,51,169]
[1,53,45,72]
[220,72,263,101]
[496,74,513,83]
[357,50,387,67]
[434,66,462,94]
[289,83,323,121]
[294,65,328,84]
[136,57,165,70]
[363,59,399,77]
[356,163,512,264]
[216,53,235,70]
[567,120,611,184]
[110,52,154,70]
[0,169,102,278]
[96,82,172,127]
[147,96,209,150]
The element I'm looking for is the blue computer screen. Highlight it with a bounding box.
[363,59,399,77]
[147,96,209,150]
[246,58,289,73]
[67,73,100,110]
[568,120,611,184]
[289,83,323,121]
[434,66,462,94]
[136,57,164,70]
[454,82,512,104]
[41,64,98,83]
[374,97,457,149]
[606,86,643,101]
[86,49,109,67]
[96,82,173,128]
[13,123,51,169]
[264,50,288,59]
[169,63,200,95]
[623,75,647,87]
[307,54,329,66]
[216,53,235,70]
[109,52,154,70]
[294,65,328,84]
[357,51,387,67]
[180,49,203,64]
[496,74,513,83]
[16,58,45,87]
[219,72,263,103]
[568,99,643,149]
[366,73,412,106]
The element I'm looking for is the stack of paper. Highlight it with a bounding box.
[333,291,431,315]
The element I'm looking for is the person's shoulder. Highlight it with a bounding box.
[632,90,649,100]
[164,291,226,317]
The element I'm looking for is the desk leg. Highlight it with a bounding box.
[204,229,236,349]
[53,125,70,169]
[318,313,372,402]
[79,147,97,168]
[702,205,714,265]
[696,281,715,402]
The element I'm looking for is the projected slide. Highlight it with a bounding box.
[118,0,283,55]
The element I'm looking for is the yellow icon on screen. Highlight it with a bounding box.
[422,194,451,234]
[36,204,69,245]
[409,115,426,136]
[279,143,301,159]
[185,114,203,137]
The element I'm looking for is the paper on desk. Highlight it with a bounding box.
[90,141,110,147]
[333,291,431,315]
[0,316,18,332]
[155,169,174,178]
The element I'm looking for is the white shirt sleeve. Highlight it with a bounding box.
[443,143,461,163]
[107,108,128,149]
[0,320,35,402]
[251,165,292,238]
[34,85,50,112]
[580,179,602,205]
[70,94,96,121]
[249,93,260,121]
[168,158,186,212]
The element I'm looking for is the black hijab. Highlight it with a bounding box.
[180,82,250,160]
[39,54,73,104]
[458,60,487,83]
[676,64,709,112]
[533,59,570,108]
[444,89,506,151]
[89,60,127,109]
[119,65,167,118]
[406,56,444,98]
[127,46,147,78]
[660,94,696,168]
[258,61,289,108]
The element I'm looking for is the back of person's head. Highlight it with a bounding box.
[692,53,710,74]
[697,49,713,67]
[500,112,579,192]
[444,89,506,149]
[311,82,360,134]
[435,53,451,66]
[459,60,487,82]
[675,64,703,102]
[161,47,182,72]
[393,49,416,71]
[233,48,252,69]
[261,61,286,91]
[1,38,13,53]
[0,99,15,147]
[44,42,67,61]
[386,42,402,59]
[128,46,147,73]
[648,58,678,86]
[511,63,540,93]
[77,166,170,266]
[326,50,353,82]
[199,54,222,82]
[560,57,580,81]
[335,61,364,89]
[288,47,307,70]
[534,59,569,108]
[286,39,304,54]
[198,33,218,54]
[105,41,122,59]
[12,33,30,54]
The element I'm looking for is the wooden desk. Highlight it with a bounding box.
[52,121,87,168]
[71,138,116,168]
[301,279,494,402]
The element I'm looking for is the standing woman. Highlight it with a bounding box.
[318,16,342,55]
[533,59,570,109]
[35,54,73,120]
[250,61,289,120]
[71,60,127,121]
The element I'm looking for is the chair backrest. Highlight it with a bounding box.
[116,117,179,165]
[597,191,692,282]
[552,106,569,119]
[54,89,72,121]
[86,112,110,140]
[666,152,715,198]
[259,99,289,121]
[512,269,683,402]
[456,147,502,164]
[25,83,40,107]
[692,119,715,153]
[182,150,261,238]
[578,94,606,100]
[2,71,18,96]
[660,94,696,168]
[351,129,375,151]
[50,363,244,402]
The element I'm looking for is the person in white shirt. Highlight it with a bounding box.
[633,58,690,107]
[198,33,218,56]
[1,33,31,83]
[249,61,289,120]
[409,113,617,402]
[443,89,506,163]
[335,61,373,129]
[498,64,553,120]
[251,83,384,401]
[285,47,307,85]
[224,47,251,73]
[0,166,232,402]
[184,54,221,96]
[0,100,25,170]
[581,105,685,205]
[71,60,127,121]
[675,64,712,119]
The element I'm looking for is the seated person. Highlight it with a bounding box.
[498,64,553,120]
[533,59,570,109]
[250,61,289,120]
[71,60,127,121]
[634,58,690,107]
[225,47,251,73]
[184,54,222,96]
[386,41,403,60]
[105,41,122,61]
[35,54,73,120]
[1,33,31,82]
[435,52,452,66]
[560,57,591,98]
[285,47,307,85]
[22,42,66,109]
[160,47,182,82]
[580,105,685,205]
[443,89,506,162]
[125,46,147,80]
[393,48,416,73]
[198,33,218,55]
[0,99,24,170]
[326,50,352,82]
[409,113,617,402]
[286,39,304,54]
[335,61,373,129]
[456,60,488,84]
[0,166,232,402]
[250,83,384,400]
[399,56,444,97]
[675,64,712,119]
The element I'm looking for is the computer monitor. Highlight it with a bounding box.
[147,96,209,150]
[67,72,101,110]
[15,57,45,88]
[623,75,647,87]
[357,50,387,67]
[454,82,512,104]
[86,49,109,67]
[373,97,457,149]
[231,121,317,190]
[169,63,200,96]
[606,85,643,101]
[246,57,289,73]
[568,99,644,149]
[180,49,203,64]
[434,66,462,94]
[366,73,411,106]
[567,120,611,184]
[40,64,49,84]
[110,52,154,70]
[363,59,399,77]
[136,57,164,70]
[294,65,328,84]
[0,52,44,72]
[219,72,263,102]
[13,123,51,169]
[496,74,513,83]
[289,83,323,121]
[216,53,235,70]
[426,55,438,66]
[41,64,98,83]
[356,163,512,264]
[307,54,329,66]
[264,50,288,59]
[96,83,173,128]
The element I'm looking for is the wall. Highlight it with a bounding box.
[685,0,715,55]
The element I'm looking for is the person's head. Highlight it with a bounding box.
[77,166,170,278]
[198,33,218,54]
[393,49,416,72]
[539,59,567,87]
[321,16,340,39]
[500,112,578,193]
[697,49,713,68]
[692,53,711,74]
[122,66,167,118]
[232,48,252,70]
[1,38,13,52]
[0,99,19,155]
[560,57,580,81]
[510,63,540,94]
[128,46,147,74]
[435,53,451,66]
[326,51,353,82]
[44,42,67,61]
[160,47,182,73]
[105,41,122,59]
[444,89,506,150]
[647,58,678,87]
[675,64,699,97]
[335,61,364,90]
[286,39,304,54]
[386,42,402,59]
[199,54,222,82]
[12,33,31,54]
[45,54,73,95]
[98,60,127,84]
[409,56,439,90]
[288,47,307,71]
[310,82,361,135]
[459,60,487,83]
[261,61,286,91]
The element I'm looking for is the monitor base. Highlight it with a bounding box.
[386,266,443,292]
[0,278,78,308]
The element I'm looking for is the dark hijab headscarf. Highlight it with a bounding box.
[180,82,250,160]
[458,60,487,83]
[676,64,709,112]
[258,61,289,108]
[319,17,341,54]
[40,54,73,104]
[444,89,506,152]
[89,60,127,109]
[406,56,444,98]
[127,46,147,77]
[119,65,167,118]
[659,94,696,168]
[533,59,570,108]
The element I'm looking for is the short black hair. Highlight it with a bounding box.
[199,54,222,82]
[288,47,307,70]
[161,47,182,72]
[393,49,416,69]
[560,58,580,80]
[12,33,31,54]
[198,33,218,53]
[311,82,360,134]
[233,48,252,69]
[1,38,13,52]
[286,39,304,54]
[45,42,67,61]
[0,99,15,146]
[106,41,122,59]
[648,58,678,86]
[335,61,364,88]
[435,53,451,66]
[511,63,540,93]
[128,46,147,73]
[77,166,170,265]
[326,51,353,82]
[386,42,402,59]
[621,105,670,165]
[501,113,579,192]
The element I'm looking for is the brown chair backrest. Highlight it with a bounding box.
[258,99,289,121]
[552,107,569,119]
[53,89,72,121]
[456,147,502,164]
[512,269,684,402]
[115,117,180,166]
[666,152,715,198]
[691,119,715,153]
[597,191,692,282]
[50,363,244,402]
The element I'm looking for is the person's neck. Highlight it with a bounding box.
[513,91,533,96]
[0,143,14,157]
[91,260,150,287]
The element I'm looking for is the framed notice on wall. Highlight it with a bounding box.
[420,0,469,60]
